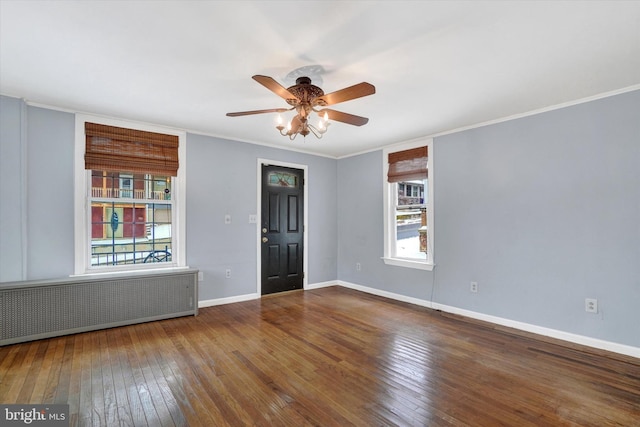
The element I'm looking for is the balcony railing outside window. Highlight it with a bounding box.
[91,187,170,200]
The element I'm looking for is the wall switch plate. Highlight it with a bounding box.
[470,282,478,293]
[585,298,598,313]
[224,214,231,224]
[356,262,361,271]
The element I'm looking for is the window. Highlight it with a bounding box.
[383,139,434,270]
[74,116,186,274]
[405,183,423,198]
[90,171,173,266]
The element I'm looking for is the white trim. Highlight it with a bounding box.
[430,84,640,139]
[189,130,338,160]
[73,116,87,274]
[381,257,434,271]
[8,84,639,162]
[70,266,193,280]
[15,97,336,159]
[193,280,640,358]
[382,137,434,270]
[305,280,338,290]
[73,113,187,275]
[337,280,640,359]
[430,302,640,359]
[337,84,640,159]
[197,280,335,307]
[199,293,259,308]
[256,158,309,296]
[338,280,434,309]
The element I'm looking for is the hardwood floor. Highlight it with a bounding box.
[1,286,638,426]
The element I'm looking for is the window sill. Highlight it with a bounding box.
[382,257,434,271]
[71,266,193,280]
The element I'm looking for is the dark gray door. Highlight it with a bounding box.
[261,165,304,295]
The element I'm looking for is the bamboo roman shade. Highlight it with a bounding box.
[84,122,179,176]
[387,146,427,182]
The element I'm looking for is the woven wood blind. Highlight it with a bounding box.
[85,122,179,176]
[387,146,428,182]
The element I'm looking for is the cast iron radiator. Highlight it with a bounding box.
[0,269,198,346]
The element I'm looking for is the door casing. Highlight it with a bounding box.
[256,158,308,296]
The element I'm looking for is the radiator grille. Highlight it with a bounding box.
[0,270,197,345]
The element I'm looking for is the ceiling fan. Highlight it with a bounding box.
[226,75,376,139]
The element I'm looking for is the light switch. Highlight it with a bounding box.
[224,214,231,224]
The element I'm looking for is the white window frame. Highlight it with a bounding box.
[73,114,187,275]
[382,137,434,271]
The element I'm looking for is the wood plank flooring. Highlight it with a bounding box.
[1,286,638,426]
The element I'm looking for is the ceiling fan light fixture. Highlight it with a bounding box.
[277,114,329,140]
[228,74,375,141]
[317,116,330,133]
[275,114,286,132]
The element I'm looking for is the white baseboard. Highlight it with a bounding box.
[305,280,337,290]
[337,280,434,309]
[199,293,259,308]
[197,279,337,307]
[337,280,640,359]
[195,280,639,359]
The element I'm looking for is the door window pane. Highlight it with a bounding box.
[268,171,298,187]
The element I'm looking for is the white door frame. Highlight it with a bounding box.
[256,158,309,296]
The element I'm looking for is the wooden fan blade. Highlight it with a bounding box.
[252,75,300,101]
[226,108,290,117]
[314,82,375,106]
[319,109,369,126]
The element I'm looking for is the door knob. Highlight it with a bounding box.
[262,228,267,233]
[262,237,268,243]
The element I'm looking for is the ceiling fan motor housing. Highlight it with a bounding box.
[286,76,326,108]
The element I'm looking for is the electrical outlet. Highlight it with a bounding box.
[585,298,598,313]
[470,281,478,293]
[225,269,231,279]
[249,214,257,223]
[356,262,361,271]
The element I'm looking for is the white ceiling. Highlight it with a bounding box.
[1,1,639,158]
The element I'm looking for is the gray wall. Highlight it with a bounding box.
[0,96,338,297]
[434,90,639,347]
[336,90,640,348]
[1,99,75,281]
[186,133,338,301]
[0,96,24,282]
[2,90,638,348]
[337,150,434,300]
